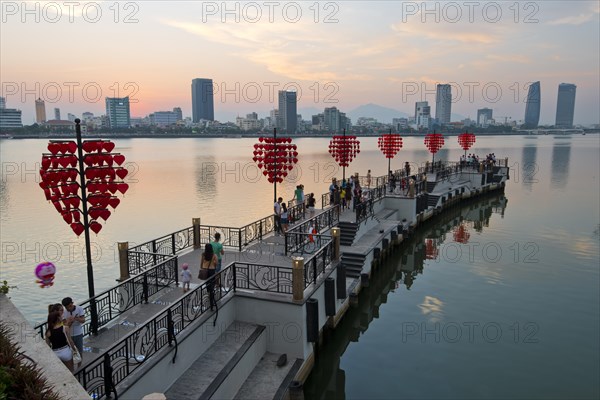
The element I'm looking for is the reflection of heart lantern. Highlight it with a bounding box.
[453,224,470,244]
[458,132,476,151]
[424,133,445,155]
[252,136,298,183]
[35,261,56,288]
[378,134,403,159]
[425,238,438,260]
[39,140,129,236]
[329,134,360,167]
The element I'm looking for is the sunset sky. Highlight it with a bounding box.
[1,1,599,125]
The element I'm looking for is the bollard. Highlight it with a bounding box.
[361,273,369,288]
[331,227,340,261]
[289,381,304,400]
[118,242,130,281]
[349,292,359,307]
[336,264,347,299]
[292,257,305,302]
[391,231,398,247]
[192,218,201,249]
[382,238,389,256]
[325,278,336,317]
[306,298,319,343]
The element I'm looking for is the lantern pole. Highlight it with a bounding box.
[387,129,392,176]
[432,130,436,165]
[75,119,99,335]
[342,128,346,182]
[464,130,468,159]
[273,128,277,203]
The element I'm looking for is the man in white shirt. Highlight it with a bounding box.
[274,197,283,235]
[62,297,85,365]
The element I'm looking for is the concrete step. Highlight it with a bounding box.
[165,321,266,400]
[233,353,302,400]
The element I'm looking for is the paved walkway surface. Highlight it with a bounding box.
[77,206,358,372]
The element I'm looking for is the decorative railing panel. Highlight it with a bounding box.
[234,263,293,294]
[303,237,333,288]
[35,255,177,339]
[356,198,374,225]
[285,206,339,255]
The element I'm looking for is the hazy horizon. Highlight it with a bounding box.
[1,1,599,125]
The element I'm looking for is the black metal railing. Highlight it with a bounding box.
[35,255,178,339]
[355,198,374,225]
[285,205,339,255]
[74,255,335,399]
[127,203,307,275]
[128,227,193,273]
[303,237,334,288]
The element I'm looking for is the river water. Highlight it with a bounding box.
[1,135,599,397]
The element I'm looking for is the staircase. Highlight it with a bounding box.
[427,194,440,208]
[338,221,359,246]
[165,321,267,400]
[426,181,437,193]
[341,253,367,278]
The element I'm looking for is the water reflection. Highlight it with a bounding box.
[521,144,538,191]
[550,142,571,190]
[304,193,508,399]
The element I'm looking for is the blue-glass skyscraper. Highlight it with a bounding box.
[524,81,540,128]
[555,83,576,128]
[191,78,215,122]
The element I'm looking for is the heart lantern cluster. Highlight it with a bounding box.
[252,137,298,183]
[328,135,360,167]
[424,133,445,155]
[39,140,129,237]
[377,134,403,159]
[457,132,476,151]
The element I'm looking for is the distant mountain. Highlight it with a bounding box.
[347,103,410,124]
[451,113,467,122]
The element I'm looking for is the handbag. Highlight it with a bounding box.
[198,268,209,280]
[72,346,82,364]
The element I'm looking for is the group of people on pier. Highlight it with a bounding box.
[273,184,317,235]
[45,297,84,373]
[460,153,497,169]
[328,174,369,212]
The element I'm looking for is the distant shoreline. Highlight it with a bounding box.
[1,131,598,140]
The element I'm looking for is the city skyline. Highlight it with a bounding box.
[1,1,598,125]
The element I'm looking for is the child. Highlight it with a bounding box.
[181,263,191,293]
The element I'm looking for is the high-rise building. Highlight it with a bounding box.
[435,84,452,124]
[67,113,77,122]
[555,83,576,128]
[105,97,131,128]
[524,81,541,128]
[415,101,431,128]
[278,90,297,134]
[0,97,5,109]
[0,108,23,128]
[54,108,61,120]
[191,78,214,122]
[35,98,46,123]
[477,108,493,127]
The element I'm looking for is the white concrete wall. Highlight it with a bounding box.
[383,197,416,223]
[234,295,305,359]
[119,296,237,399]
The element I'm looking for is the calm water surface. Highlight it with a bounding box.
[1,135,599,398]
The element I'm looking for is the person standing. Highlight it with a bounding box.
[281,203,289,234]
[307,193,316,217]
[405,162,411,177]
[210,232,224,273]
[201,243,218,310]
[61,297,84,367]
[46,310,76,372]
[366,170,372,188]
[274,197,283,235]
[181,263,191,293]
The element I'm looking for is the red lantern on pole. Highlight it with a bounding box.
[252,128,298,201]
[37,119,129,335]
[378,132,403,174]
[328,129,360,181]
[424,132,445,163]
[457,131,476,158]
